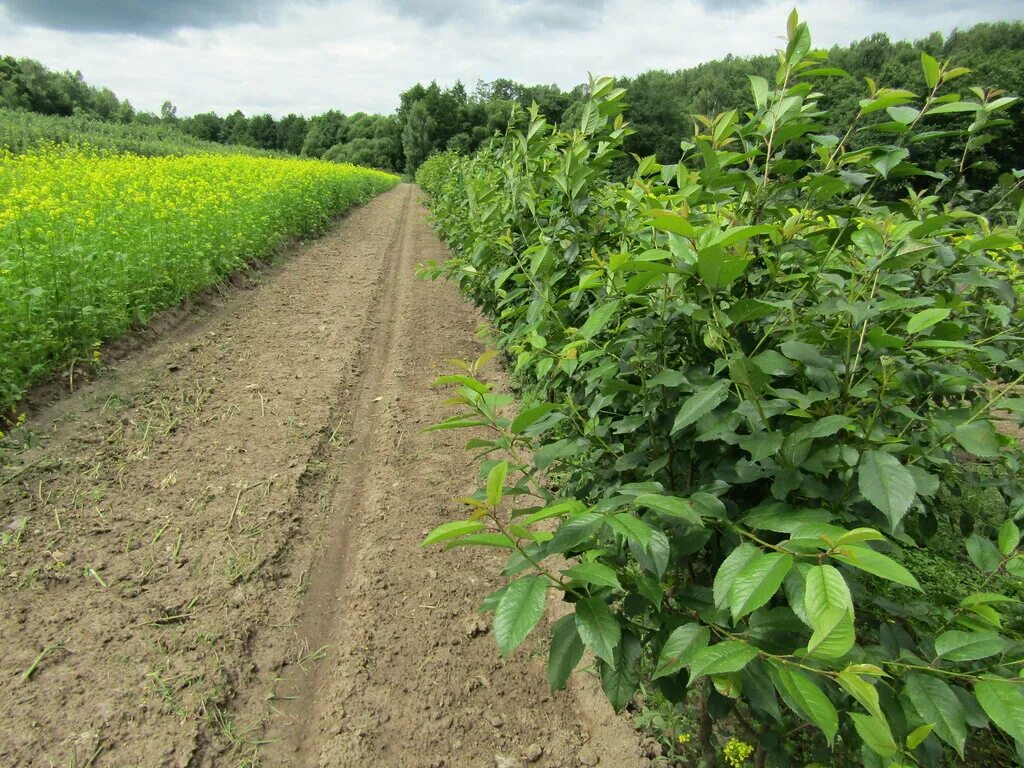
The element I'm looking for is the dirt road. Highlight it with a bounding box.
[0,185,645,768]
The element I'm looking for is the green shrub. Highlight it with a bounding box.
[420,12,1024,767]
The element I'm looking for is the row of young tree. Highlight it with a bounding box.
[2,21,1022,175]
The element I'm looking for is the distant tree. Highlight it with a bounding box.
[160,100,178,122]
[180,112,225,142]
[249,113,279,150]
[277,113,308,154]
[402,100,434,173]
[301,110,346,157]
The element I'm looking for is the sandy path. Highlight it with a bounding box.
[0,185,645,768]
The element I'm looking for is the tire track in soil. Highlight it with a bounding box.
[0,185,647,768]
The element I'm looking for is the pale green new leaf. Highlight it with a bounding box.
[906,307,950,333]
[832,544,922,590]
[421,520,486,546]
[729,552,793,622]
[773,664,839,744]
[714,543,760,609]
[999,520,1021,556]
[688,641,759,683]
[851,713,898,758]
[487,460,508,507]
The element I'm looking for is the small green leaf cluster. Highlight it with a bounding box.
[419,12,1024,767]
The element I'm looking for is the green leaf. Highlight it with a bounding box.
[575,598,621,665]
[606,512,653,547]
[648,209,695,237]
[562,561,622,590]
[714,543,760,609]
[954,420,1001,458]
[966,534,1002,573]
[421,520,486,546]
[729,552,793,622]
[832,545,922,590]
[807,606,855,660]
[927,101,980,116]
[838,667,884,720]
[804,565,853,625]
[547,614,585,691]
[975,678,1024,743]
[672,380,731,433]
[601,632,642,711]
[904,674,967,757]
[772,664,839,744]
[688,641,759,683]
[921,51,940,89]
[906,307,951,333]
[487,460,508,508]
[858,450,916,529]
[493,575,548,655]
[851,713,898,758]
[697,247,748,291]
[511,403,559,434]
[749,75,769,110]
[786,21,811,66]
[635,493,703,526]
[906,723,934,749]
[654,623,710,679]
[579,300,620,340]
[999,520,1021,556]
[934,630,1008,662]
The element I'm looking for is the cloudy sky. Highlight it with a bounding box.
[0,0,1021,117]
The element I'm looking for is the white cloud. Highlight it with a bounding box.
[0,0,1020,117]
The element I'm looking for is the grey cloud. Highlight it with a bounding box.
[0,0,325,36]
[379,0,609,30]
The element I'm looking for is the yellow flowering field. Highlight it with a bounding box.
[0,145,397,409]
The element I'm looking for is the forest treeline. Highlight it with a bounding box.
[2,20,1022,175]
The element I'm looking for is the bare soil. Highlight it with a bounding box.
[0,185,646,768]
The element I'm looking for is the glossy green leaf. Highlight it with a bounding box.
[547,614,585,691]
[729,552,793,622]
[493,575,548,655]
[688,641,759,683]
[975,678,1024,743]
[562,561,622,590]
[904,674,967,757]
[654,623,710,679]
[601,632,642,711]
[575,598,621,665]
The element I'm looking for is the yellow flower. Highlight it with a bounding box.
[723,737,754,767]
